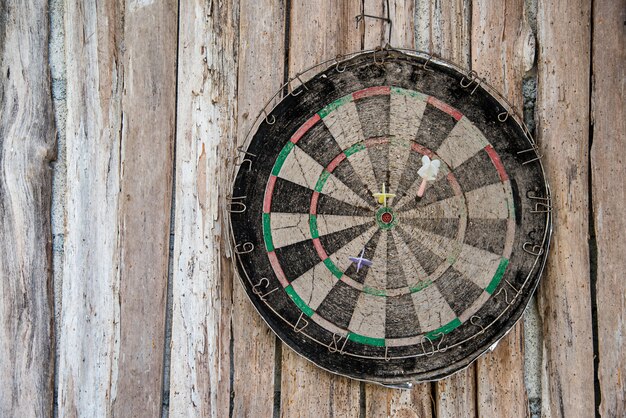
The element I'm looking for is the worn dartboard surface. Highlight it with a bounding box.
[230,50,551,385]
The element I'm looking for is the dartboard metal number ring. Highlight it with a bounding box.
[228,49,551,385]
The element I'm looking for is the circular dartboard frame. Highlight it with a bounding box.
[228,48,552,385]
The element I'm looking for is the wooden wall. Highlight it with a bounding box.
[0,0,623,416]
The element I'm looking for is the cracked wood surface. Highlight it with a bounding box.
[0,1,55,415]
[168,0,238,417]
[57,0,177,416]
[591,1,625,416]
[536,0,595,416]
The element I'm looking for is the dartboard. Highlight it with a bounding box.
[229,50,551,385]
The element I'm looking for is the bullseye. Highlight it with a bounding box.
[375,206,398,230]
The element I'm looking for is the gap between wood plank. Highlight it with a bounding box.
[161,1,182,415]
[587,2,601,415]
[273,3,292,416]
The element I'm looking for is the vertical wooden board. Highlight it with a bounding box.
[58,1,123,415]
[58,1,177,416]
[169,0,238,416]
[414,0,471,68]
[471,0,531,416]
[280,1,362,416]
[366,382,431,417]
[475,325,527,417]
[288,0,360,84]
[0,1,55,415]
[113,1,177,415]
[389,0,415,49]
[591,2,625,416]
[536,0,594,416]
[363,3,432,417]
[281,348,361,418]
[436,366,476,418]
[232,0,285,416]
[363,0,384,48]
[471,0,534,104]
[363,0,415,49]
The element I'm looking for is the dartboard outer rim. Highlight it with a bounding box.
[228,48,552,385]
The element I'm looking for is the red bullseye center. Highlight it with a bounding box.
[381,212,393,224]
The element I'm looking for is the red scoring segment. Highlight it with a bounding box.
[381,212,393,224]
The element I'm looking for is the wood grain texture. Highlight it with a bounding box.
[58,0,177,416]
[280,1,361,416]
[366,382,431,418]
[536,0,594,416]
[231,0,285,416]
[472,0,531,416]
[591,1,625,416]
[414,0,471,69]
[435,366,475,418]
[58,1,124,414]
[363,0,415,49]
[471,0,535,103]
[168,0,238,416]
[113,1,177,415]
[0,1,55,415]
[288,0,360,84]
[281,348,361,418]
[476,325,527,417]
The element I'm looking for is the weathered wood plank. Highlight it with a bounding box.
[288,0,361,84]
[281,348,362,417]
[471,0,535,103]
[280,2,362,416]
[113,1,177,415]
[58,0,177,415]
[366,383,431,418]
[168,0,238,416]
[476,325,527,417]
[435,366,476,418]
[231,0,285,416]
[58,1,124,414]
[536,0,594,416]
[471,0,532,415]
[0,1,56,415]
[591,1,625,416]
[415,0,471,68]
[363,2,433,416]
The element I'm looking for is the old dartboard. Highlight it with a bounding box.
[229,50,551,385]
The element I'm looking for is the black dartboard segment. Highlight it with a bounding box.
[229,50,551,385]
